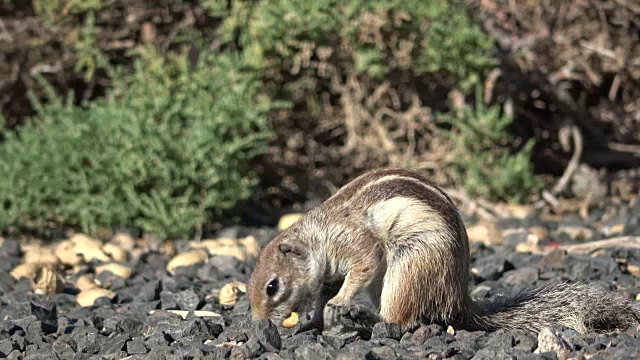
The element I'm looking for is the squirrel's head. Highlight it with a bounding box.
[247,223,315,325]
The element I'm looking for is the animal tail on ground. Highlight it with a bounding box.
[465,282,640,334]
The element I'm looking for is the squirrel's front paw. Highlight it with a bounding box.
[323,302,380,331]
[323,302,349,329]
[294,312,323,334]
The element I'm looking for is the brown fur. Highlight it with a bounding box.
[247,168,640,333]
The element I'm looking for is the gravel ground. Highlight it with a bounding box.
[1,200,639,359]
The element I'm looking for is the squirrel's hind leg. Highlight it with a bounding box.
[379,244,468,331]
[378,257,422,330]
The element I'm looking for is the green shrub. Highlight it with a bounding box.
[73,12,111,81]
[210,0,495,91]
[202,0,500,189]
[0,48,274,238]
[33,0,103,21]
[441,87,543,203]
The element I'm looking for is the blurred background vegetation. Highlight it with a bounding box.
[0,0,639,239]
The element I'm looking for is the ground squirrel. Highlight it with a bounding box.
[247,168,640,334]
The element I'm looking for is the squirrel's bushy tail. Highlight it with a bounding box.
[466,282,640,334]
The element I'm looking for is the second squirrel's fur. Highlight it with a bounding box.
[247,168,640,334]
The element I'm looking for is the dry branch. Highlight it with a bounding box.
[561,236,640,254]
[552,124,583,195]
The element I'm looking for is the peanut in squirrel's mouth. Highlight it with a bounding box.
[281,312,299,328]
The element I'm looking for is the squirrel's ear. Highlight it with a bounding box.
[278,242,306,258]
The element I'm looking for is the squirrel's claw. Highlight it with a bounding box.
[323,302,380,338]
[293,309,325,334]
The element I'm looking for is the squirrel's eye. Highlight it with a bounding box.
[266,279,279,297]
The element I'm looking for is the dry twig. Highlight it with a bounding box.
[552,124,583,195]
[561,236,640,254]
[444,188,501,222]
[0,19,12,42]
